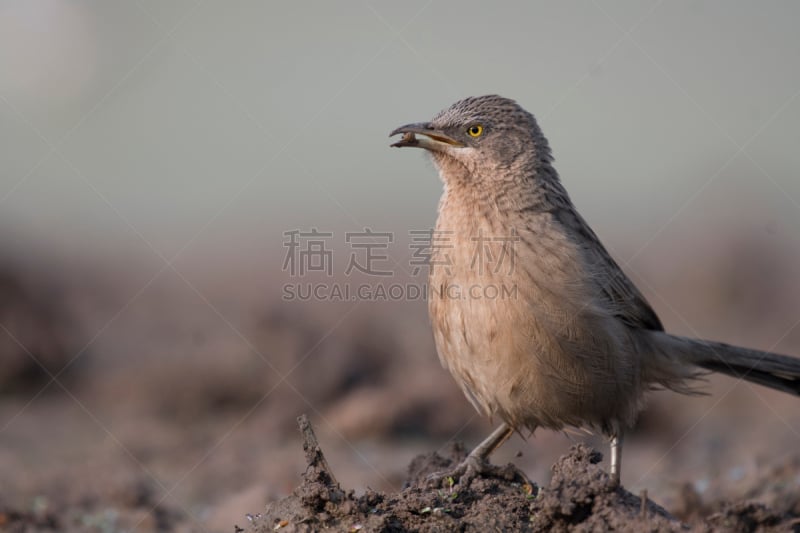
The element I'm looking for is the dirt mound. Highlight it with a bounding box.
[245,416,689,532]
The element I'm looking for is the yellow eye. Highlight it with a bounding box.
[467,124,483,137]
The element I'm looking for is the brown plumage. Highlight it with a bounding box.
[390,95,800,486]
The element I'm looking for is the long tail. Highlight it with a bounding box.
[648,332,800,396]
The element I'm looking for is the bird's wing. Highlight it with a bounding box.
[555,207,664,331]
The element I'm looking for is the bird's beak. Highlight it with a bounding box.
[389,122,464,150]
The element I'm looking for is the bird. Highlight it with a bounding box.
[389,95,800,486]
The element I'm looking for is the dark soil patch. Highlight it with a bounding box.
[245,416,721,532]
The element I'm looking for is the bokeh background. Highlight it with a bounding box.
[2,1,800,531]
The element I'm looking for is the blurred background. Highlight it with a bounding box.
[1,1,800,531]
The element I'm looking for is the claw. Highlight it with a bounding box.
[425,454,530,489]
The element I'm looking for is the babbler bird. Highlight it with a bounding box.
[390,95,800,486]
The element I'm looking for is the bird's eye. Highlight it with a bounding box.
[467,125,483,137]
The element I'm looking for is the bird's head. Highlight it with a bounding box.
[390,95,552,181]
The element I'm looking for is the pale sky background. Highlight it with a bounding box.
[1,0,800,282]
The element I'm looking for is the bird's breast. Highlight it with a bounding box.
[427,197,636,429]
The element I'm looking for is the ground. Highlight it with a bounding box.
[247,417,800,533]
[2,247,800,532]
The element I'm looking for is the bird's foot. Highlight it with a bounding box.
[425,454,530,490]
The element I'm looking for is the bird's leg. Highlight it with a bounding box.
[609,431,623,487]
[427,423,530,488]
[468,422,514,463]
